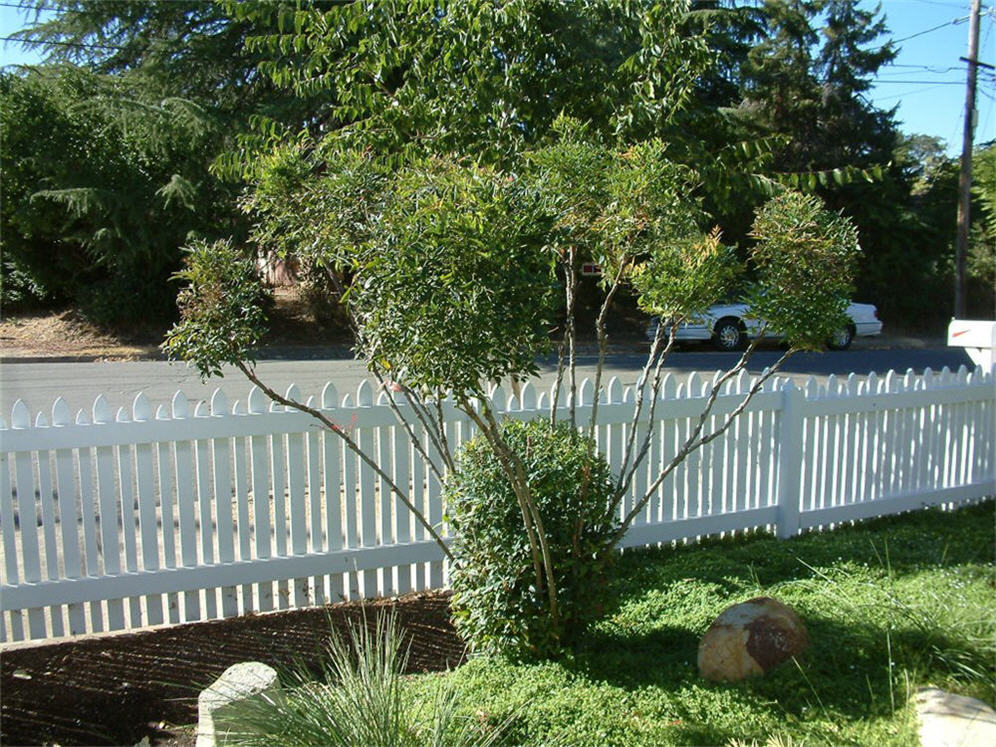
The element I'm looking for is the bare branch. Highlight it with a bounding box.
[611,344,794,541]
[236,361,454,562]
[613,320,678,501]
[477,398,561,628]
[567,247,578,428]
[367,366,446,483]
[457,395,548,600]
[587,260,629,442]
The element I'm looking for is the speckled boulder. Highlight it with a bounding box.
[697,597,808,682]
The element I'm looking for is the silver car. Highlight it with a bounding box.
[646,301,883,351]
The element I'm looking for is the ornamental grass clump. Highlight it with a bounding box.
[220,613,509,747]
[446,419,618,659]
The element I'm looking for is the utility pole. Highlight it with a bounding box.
[954,0,982,319]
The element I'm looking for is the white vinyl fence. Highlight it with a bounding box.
[1,366,993,644]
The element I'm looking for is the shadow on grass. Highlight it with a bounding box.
[553,502,995,725]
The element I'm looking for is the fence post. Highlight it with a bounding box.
[776,381,804,538]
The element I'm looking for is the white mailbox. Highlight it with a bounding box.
[947,320,996,373]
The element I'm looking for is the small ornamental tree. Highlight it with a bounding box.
[165,136,859,657]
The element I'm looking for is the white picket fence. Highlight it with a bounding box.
[1,365,993,644]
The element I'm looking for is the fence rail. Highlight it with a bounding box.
[1,366,993,644]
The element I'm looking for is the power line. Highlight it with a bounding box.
[892,15,971,44]
[872,79,966,84]
[870,84,954,102]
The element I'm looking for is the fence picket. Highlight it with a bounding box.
[90,396,125,633]
[172,393,200,623]
[112,408,142,628]
[0,445,23,640]
[305,414,324,606]
[52,399,85,634]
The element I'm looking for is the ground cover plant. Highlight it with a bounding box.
[394,503,993,747]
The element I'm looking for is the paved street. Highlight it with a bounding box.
[0,341,975,421]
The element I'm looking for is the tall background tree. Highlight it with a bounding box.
[2,0,988,329]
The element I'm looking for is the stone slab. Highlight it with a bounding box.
[916,687,996,747]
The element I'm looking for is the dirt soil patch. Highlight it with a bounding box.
[0,591,464,746]
[0,288,354,361]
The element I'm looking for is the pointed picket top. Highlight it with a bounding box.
[93,394,112,424]
[132,393,152,422]
[10,400,30,429]
[321,382,338,410]
[676,382,686,399]
[622,384,634,404]
[825,373,839,397]
[903,369,916,390]
[341,392,355,408]
[195,400,209,417]
[156,404,169,420]
[734,369,749,395]
[939,366,952,386]
[285,383,302,403]
[884,369,898,393]
[116,406,130,423]
[52,397,72,427]
[75,409,90,425]
[488,385,507,412]
[956,364,969,384]
[968,365,983,384]
[843,373,858,396]
[805,376,820,399]
[357,380,373,406]
[376,390,390,406]
[686,372,701,399]
[211,388,229,416]
[34,412,48,428]
[172,391,190,419]
[305,395,316,409]
[577,378,593,408]
[661,372,676,399]
[604,376,622,404]
[761,372,777,393]
[247,386,266,414]
[518,381,537,411]
[537,391,550,410]
[866,371,879,396]
[268,399,283,413]
[233,399,247,416]
[922,367,934,389]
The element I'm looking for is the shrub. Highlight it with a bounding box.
[447,419,619,658]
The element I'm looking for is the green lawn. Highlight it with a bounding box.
[408,501,995,746]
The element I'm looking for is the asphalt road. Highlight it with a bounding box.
[0,342,976,422]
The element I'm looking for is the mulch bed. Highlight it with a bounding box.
[0,591,465,746]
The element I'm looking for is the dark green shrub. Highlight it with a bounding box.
[447,419,618,659]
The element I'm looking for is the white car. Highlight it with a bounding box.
[647,301,883,351]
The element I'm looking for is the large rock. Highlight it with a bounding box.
[697,596,808,682]
[196,661,280,747]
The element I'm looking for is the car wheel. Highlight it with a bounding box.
[827,325,854,351]
[712,319,744,351]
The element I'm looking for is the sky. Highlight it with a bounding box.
[0,1,993,154]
